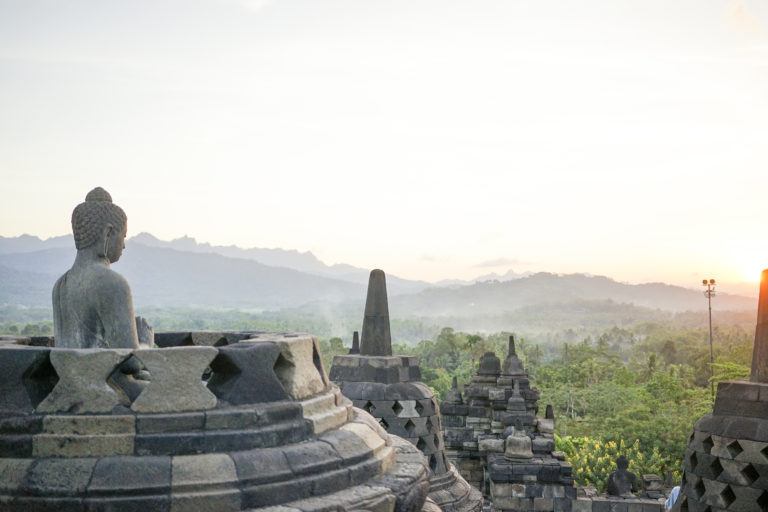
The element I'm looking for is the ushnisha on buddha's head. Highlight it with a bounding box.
[71,187,128,264]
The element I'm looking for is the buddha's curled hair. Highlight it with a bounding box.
[71,187,127,250]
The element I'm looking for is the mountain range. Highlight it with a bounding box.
[0,234,757,319]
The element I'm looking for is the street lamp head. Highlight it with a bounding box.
[702,279,708,286]
[710,279,716,285]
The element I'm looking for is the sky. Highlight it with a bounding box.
[1,0,767,290]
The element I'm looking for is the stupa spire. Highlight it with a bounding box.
[349,331,360,354]
[751,269,768,382]
[360,269,392,356]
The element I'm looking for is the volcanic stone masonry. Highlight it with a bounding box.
[441,336,576,512]
[330,269,484,512]
[0,333,431,512]
[673,268,768,512]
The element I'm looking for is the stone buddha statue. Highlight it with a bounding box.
[606,455,639,497]
[53,187,153,349]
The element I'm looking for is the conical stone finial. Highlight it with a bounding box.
[360,269,392,356]
[444,375,463,404]
[508,335,516,357]
[751,269,768,382]
[349,331,360,354]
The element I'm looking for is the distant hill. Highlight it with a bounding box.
[0,233,428,295]
[0,234,72,254]
[390,272,756,316]
[0,235,756,329]
[0,244,365,309]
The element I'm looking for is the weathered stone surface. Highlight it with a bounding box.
[33,433,135,457]
[272,336,326,400]
[0,458,33,493]
[171,452,238,490]
[505,433,533,459]
[20,457,97,496]
[208,341,290,404]
[360,270,393,357]
[88,455,171,495]
[37,349,130,413]
[136,412,206,434]
[0,346,56,413]
[479,438,506,453]
[131,347,218,413]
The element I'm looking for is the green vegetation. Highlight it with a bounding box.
[395,324,752,487]
[1,305,755,489]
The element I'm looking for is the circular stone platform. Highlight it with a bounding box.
[0,333,430,512]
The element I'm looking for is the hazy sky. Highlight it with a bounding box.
[1,0,767,288]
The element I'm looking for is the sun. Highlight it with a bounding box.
[740,262,767,283]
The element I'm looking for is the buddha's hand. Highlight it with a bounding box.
[136,316,155,347]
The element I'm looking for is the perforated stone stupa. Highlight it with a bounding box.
[441,337,576,512]
[330,270,483,512]
[673,268,768,512]
[0,334,431,511]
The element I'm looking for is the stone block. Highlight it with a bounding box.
[20,457,97,496]
[0,458,33,492]
[88,455,171,495]
[170,490,241,512]
[136,412,205,434]
[538,419,555,435]
[281,440,342,475]
[254,401,305,426]
[592,499,611,512]
[534,497,554,510]
[42,415,135,435]
[320,428,376,465]
[231,446,293,486]
[555,497,573,512]
[385,382,434,401]
[506,434,533,459]
[308,467,353,496]
[270,336,326,400]
[0,415,43,435]
[37,349,130,414]
[208,342,290,405]
[33,433,134,457]
[171,452,238,490]
[479,439,506,453]
[132,347,218,413]
[572,499,593,512]
[135,431,208,456]
[205,408,258,430]
[0,434,33,456]
[717,381,761,402]
[543,485,566,498]
[0,346,56,413]
[724,417,761,440]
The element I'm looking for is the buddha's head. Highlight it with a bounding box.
[71,187,128,263]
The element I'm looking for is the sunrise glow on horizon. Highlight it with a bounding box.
[1,0,767,290]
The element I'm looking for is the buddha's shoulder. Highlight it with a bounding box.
[68,266,132,296]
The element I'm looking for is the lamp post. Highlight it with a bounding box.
[703,278,716,400]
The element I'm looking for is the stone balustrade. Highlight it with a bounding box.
[0,333,430,512]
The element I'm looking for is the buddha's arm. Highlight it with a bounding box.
[98,274,141,349]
